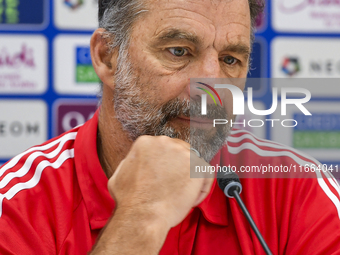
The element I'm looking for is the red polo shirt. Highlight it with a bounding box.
[0,110,340,254]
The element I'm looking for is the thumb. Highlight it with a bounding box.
[107,158,126,197]
[193,177,214,207]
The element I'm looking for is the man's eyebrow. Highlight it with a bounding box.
[155,29,251,58]
[155,29,200,44]
[224,44,251,59]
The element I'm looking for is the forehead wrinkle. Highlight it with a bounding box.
[151,6,216,26]
[226,21,251,29]
[153,16,208,37]
[149,0,249,25]
[149,5,250,47]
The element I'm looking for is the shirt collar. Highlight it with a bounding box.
[74,109,115,230]
[197,145,230,227]
[75,109,230,229]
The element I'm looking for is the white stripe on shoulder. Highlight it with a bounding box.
[229,130,340,188]
[0,148,75,218]
[0,132,77,189]
[230,129,289,146]
[0,132,77,178]
[230,130,337,176]
[228,130,340,219]
[315,171,340,219]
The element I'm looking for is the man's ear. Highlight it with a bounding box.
[90,28,118,89]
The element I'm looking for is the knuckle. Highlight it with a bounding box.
[107,177,116,194]
[156,136,182,151]
[156,135,172,144]
[133,135,153,152]
[135,135,152,144]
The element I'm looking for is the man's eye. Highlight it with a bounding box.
[168,47,188,57]
[223,56,238,65]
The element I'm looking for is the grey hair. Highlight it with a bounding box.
[99,0,265,52]
[97,0,148,101]
[99,0,147,56]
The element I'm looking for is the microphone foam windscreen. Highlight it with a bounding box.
[216,169,241,192]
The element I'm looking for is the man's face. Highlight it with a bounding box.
[112,0,251,161]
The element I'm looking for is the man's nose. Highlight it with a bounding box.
[185,52,224,101]
[198,52,223,78]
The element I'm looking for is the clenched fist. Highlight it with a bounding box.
[109,135,214,228]
[91,135,214,255]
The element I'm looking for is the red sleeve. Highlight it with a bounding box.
[0,198,54,255]
[0,143,75,255]
[284,175,340,254]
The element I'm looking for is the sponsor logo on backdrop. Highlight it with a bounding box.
[279,0,340,14]
[293,112,340,178]
[0,121,40,137]
[272,38,340,84]
[54,0,98,29]
[294,113,340,149]
[0,35,47,94]
[280,56,340,77]
[272,102,340,163]
[76,46,100,83]
[54,100,98,136]
[308,59,340,76]
[281,57,301,77]
[64,0,83,10]
[0,100,47,159]
[273,0,340,32]
[0,44,35,68]
[0,0,46,29]
[54,35,100,94]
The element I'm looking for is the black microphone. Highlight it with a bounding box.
[217,169,273,255]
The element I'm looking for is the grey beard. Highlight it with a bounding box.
[112,51,231,162]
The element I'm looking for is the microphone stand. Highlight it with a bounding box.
[231,189,272,255]
[217,170,272,255]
